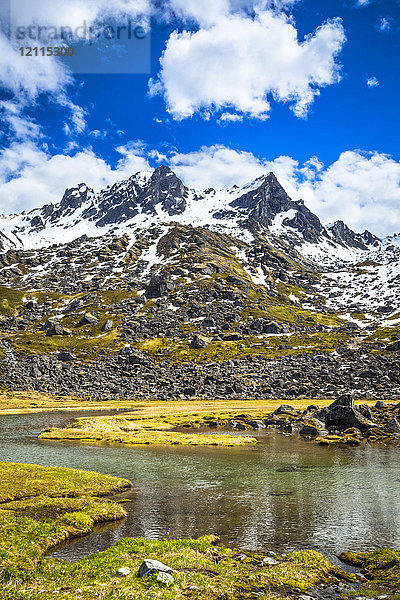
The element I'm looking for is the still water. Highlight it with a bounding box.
[1,410,400,562]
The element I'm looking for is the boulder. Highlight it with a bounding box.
[78,312,98,326]
[190,334,210,349]
[262,557,278,566]
[101,319,113,332]
[156,572,174,586]
[57,352,75,362]
[386,340,400,352]
[145,275,174,298]
[357,404,373,420]
[375,400,387,409]
[264,321,282,334]
[45,322,72,336]
[117,567,131,577]
[299,420,326,437]
[328,394,354,410]
[273,404,297,416]
[386,418,400,434]
[138,559,173,578]
[325,406,372,433]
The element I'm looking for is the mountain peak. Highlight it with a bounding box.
[328,220,380,250]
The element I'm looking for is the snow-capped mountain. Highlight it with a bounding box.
[0,166,379,254]
[0,166,399,315]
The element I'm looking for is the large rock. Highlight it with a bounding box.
[138,559,173,578]
[386,340,400,352]
[299,419,326,437]
[190,334,210,349]
[328,394,354,410]
[273,404,297,416]
[386,418,400,434]
[78,312,98,326]
[101,319,113,332]
[45,322,72,336]
[57,352,76,362]
[325,406,372,433]
[145,275,174,298]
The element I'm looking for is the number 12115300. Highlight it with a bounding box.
[19,47,74,57]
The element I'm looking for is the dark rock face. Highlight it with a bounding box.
[230,172,324,243]
[328,394,354,410]
[328,221,379,250]
[145,275,174,298]
[57,352,75,362]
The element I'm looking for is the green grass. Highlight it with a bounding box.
[340,549,400,599]
[0,462,130,576]
[0,526,354,600]
[40,415,258,447]
[0,462,131,502]
[0,286,25,316]
[135,331,350,363]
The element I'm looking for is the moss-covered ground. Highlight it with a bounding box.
[339,549,400,599]
[40,413,259,446]
[0,462,130,575]
[38,397,379,447]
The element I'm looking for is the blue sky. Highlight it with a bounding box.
[0,0,400,235]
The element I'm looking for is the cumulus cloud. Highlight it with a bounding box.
[0,141,151,214]
[169,144,297,190]
[296,151,400,237]
[0,1,149,143]
[149,11,346,120]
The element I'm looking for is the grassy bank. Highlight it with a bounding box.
[0,462,130,575]
[1,462,398,599]
[339,549,400,599]
[39,412,259,447]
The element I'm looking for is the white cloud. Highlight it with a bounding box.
[366,76,379,87]
[377,17,392,31]
[218,113,244,123]
[0,1,149,144]
[0,142,151,214]
[296,151,400,237]
[356,0,371,6]
[149,11,346,120]
[169,144,297,190]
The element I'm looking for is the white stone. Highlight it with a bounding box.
[117,567,131,577]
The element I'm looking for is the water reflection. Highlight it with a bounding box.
[1,411,399,561]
